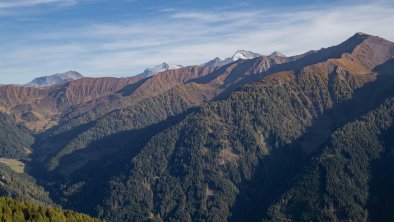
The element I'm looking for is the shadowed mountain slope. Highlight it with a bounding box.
[0,33,393,222]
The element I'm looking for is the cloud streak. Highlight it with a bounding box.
[0,0,77,9]
[0,1,394,84]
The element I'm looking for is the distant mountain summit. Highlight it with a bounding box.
[202,57,223,68]
[202,50,262,67]
[231,50,262,61]
[269,51,286,57]
[25,71,83,88]
[136,63,183,78]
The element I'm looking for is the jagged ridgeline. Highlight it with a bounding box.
[0,33,393,222]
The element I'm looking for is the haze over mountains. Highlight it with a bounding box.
[0,32,394,222]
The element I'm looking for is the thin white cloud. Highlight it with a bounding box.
[0,0,77,8]
[158,8,176,12]
[0,1,394,84]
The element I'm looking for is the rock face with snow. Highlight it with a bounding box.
[136,63,183,78]
[25,71,83,88]
[231,50,262,61]
[202,50,262,68]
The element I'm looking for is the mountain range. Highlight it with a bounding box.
[0,32,394,222]
[20,50,264,87]
[135,50,266,78]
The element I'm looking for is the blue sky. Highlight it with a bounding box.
[0,0,393,84]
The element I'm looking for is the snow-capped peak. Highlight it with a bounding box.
[136,63,183,78]
[154,62,182,70]
[231,50,262,61]
[202,50,261,68]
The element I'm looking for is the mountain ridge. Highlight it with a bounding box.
[0,32,393,222]
[95,33,394,222]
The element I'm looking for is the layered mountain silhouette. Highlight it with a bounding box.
[0,33,393,222]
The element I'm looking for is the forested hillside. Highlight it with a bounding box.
[0,163,52,205]
[98,62,394,221]
[0,197,101,222]
[94,34,394,221]
[265,97,394,221]
[0,33,393,222]
[0,113,33,159]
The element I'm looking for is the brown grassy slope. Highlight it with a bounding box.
[0,77,141,132]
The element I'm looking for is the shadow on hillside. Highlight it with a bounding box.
[27,107,196,216]
[191,34,368,103]
[230,61,394,222]
[366,61,394,222]
[367,123,394,222]
[29,77,151,166]
[193,34,365,90]
[190,63,235,85]
[266,33,366,74]
[119,77,150,96]
[30,121,97,165]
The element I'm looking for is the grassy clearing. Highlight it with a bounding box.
[0,158,25,173]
